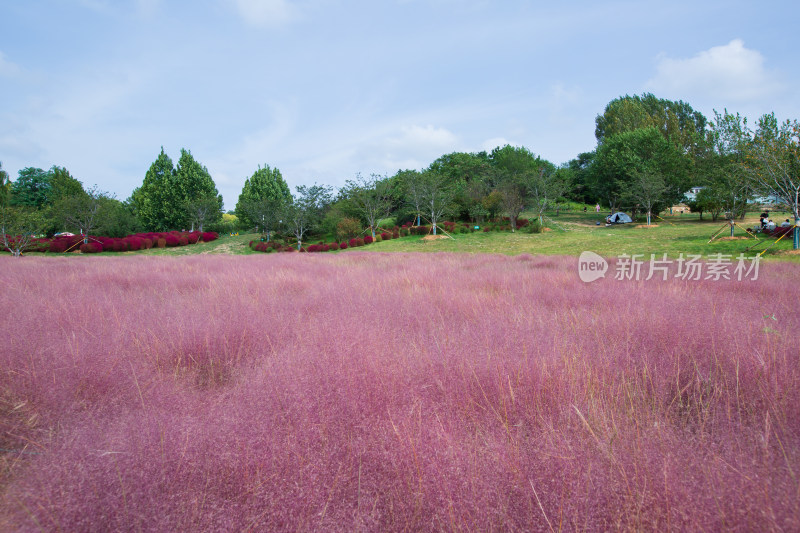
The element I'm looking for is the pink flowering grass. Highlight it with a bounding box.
[0,253,799,531]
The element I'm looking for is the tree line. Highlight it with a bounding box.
[3,92,799,253]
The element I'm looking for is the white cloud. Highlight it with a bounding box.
[480,137,518,153]
[230,0,297,27]
[359,124,460,172]
[0,51,21,78]
[646,39,784,103]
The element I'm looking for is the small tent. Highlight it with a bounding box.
[606,212,632,224]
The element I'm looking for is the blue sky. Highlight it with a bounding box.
[1,0,797,210]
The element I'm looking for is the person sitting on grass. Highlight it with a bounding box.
[781,219,792,228]
[766,219,777,231]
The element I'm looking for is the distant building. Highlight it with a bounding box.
[683,186,705,202]
[749,193,782,205]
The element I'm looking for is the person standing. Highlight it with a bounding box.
[595,203,600,213]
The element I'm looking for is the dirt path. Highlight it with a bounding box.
[201,241,239,254]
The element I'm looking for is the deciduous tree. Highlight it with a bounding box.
[343,173,393,239]
[745,113,800,248]
[283,184,332,250]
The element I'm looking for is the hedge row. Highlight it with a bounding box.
[45,231,218,254]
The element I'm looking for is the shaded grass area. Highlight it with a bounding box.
[1,254,799,531]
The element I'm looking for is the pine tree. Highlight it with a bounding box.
[132,148,179,231]
[175,149,223,231]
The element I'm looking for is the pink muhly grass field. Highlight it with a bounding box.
[1,253,799,531]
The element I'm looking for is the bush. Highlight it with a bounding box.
[356,237,364,246]
[187,232,201,244]
[339,242,348,250]
[79,242,102,253]
[157,238,166,248]
[142,238,153,249]
[329,242,339,251]
[380,232,390,240]
[521,220,543,233]
[201,232,218,242]
[349,238,358,248]
[126,237,144,251]
[336,218,361,241]
[364,235,373,245]
[178,236,189,246]
[392,231,400,239]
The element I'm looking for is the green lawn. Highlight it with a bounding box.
[360,211,800,262]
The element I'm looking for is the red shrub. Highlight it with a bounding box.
[201,232,218,242]
[364,235,373,244]
[126,237,143,251]
[339,242,347,250]
[392,231,400,239]
[163,235,180,247]
[157,238,166,248]
[79,242,102,253]
[380,232,390,240]
[349,238,358,248]
[187,232,201,244]
[328,242,339,251]
[178,236,189,246]
[307,244,319,252]
[356,237,364,246]
[48,240,69,253]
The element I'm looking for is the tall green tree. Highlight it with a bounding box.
[131,148,180,231]
[174,149,223,231]
[48,166,85,203]
[235,165,292,230]
[10,168,51,208]
[587,127,690,214]
[490,145,554,229]
[595,93,708,155]
[429,151,492,219]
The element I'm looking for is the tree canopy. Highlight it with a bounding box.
[235,165,292,230]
